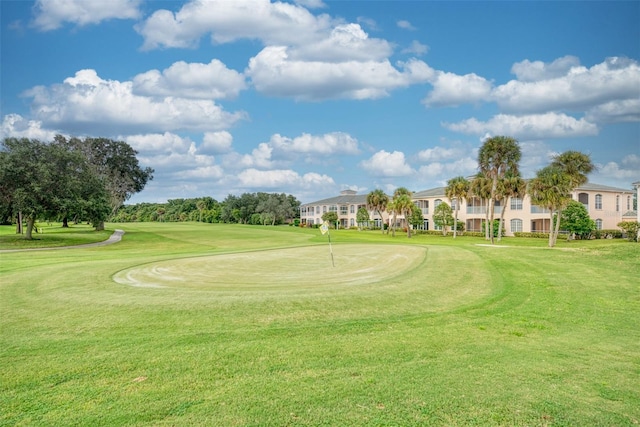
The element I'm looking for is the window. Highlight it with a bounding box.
[434,199,443,208]
[350,205,355,214]
[628,196,632,211]
[595,219,603,230]
[451,198,457,210]
[340,205,348,215]
[616,195,620,212]
[323,206,327,213]
[510,197,523,210]
[510,219,523,233]
[578,192,589,210]
[595,194,602,210]
[329,205,337,212]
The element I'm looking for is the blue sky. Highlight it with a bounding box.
[1,0,639,204]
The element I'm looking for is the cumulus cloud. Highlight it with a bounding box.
[492,57,640,114]
[417,146,465,162]
[444,113,599,140]
[510,55,581,82]
[417,157,477,179]
[269,132,360,156]
[135,0,331,50]
[132,60,246,100]
[585,98,640,124]
[247,47,433,100]
[237,168,335,188]
[0,114,58,140]
[22,69,246,135]
[200,131,233,154]
[423,71,492,107]
[32,0,141,31]
[125,132,193,155]
[359,150,415,177]
[595,155,640,181]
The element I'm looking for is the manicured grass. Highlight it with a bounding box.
[0,222,112,249]
[1,222,639,426]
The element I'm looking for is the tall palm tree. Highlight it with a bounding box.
[528,165,572,247]
[478,136,521,244]
[549,151,595,243]
[391,187,412,237]
[394,194,415,238]
[470,173,492,239]
[445,176,471,238]
[496,172,526,242]
[366,189,389,234]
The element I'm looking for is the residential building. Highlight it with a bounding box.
[300,182,636,235]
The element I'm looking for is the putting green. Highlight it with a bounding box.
[113,244,428,291]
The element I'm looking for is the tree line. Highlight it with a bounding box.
[1,136,153,239]
[112,192,300,225]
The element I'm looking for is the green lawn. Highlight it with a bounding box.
[1,223,639,426]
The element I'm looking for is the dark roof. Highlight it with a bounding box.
[301,194,370,206]
[413,187,446,199]
[622,210,637,218]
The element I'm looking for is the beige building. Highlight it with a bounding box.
[300,182,636,236]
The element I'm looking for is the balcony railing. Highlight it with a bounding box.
[530,206,550,214]
[466,206,502,215]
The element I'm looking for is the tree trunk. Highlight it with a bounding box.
[95,220,105,231]
[549,209,555,248]
[552,210,562,247]
[62,217,69,228]
[25,216,35,240]
[16,211,23,234]
[453,206,458,238]
[498,200,507,242]
[484,199,490,240]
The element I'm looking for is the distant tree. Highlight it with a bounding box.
[560,200,595,240]
[470,173,492,240]
[478,136,521,244]
[356,207,370,229]
[433,202,454,236]
[196,200,206,222]
[445,176,470,239]
[408,204,424,233]
[366,189,389,234]
[322,211,338,227]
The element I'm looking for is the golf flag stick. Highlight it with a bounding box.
[320,221,335,267]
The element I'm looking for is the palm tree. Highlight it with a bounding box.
[496,172,526,242]
[478,136,521,244]
[470,173,492,239]
[549,151,595,244]
[445,176,470,238]
[528,165,572,247]
[394,194,415,238]
[366,189,389,234]
[196,200,206,222]
[391,187,412,237]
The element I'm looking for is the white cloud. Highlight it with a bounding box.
[125,132,192,155]
[247,47,432,100]
[132,60,246,100]
[585,98,640,124]
[493,57,640,114]
[135,0,332,50]
[417,146,464,162]
[174,165,224,180]
[200,131,233,154]
[510,55,581,82]
[417,157,477,179]
[32,0,141,31]
[237,168,334,188]
[269,132,360,156]
[423,71,492,107]
[401,40,429,56]
[359,150,414,177]
[294,0,326,9]
[397,20,416,31]
[444,113,599,140]
[23,69,246,135]
[0,114,58,140]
